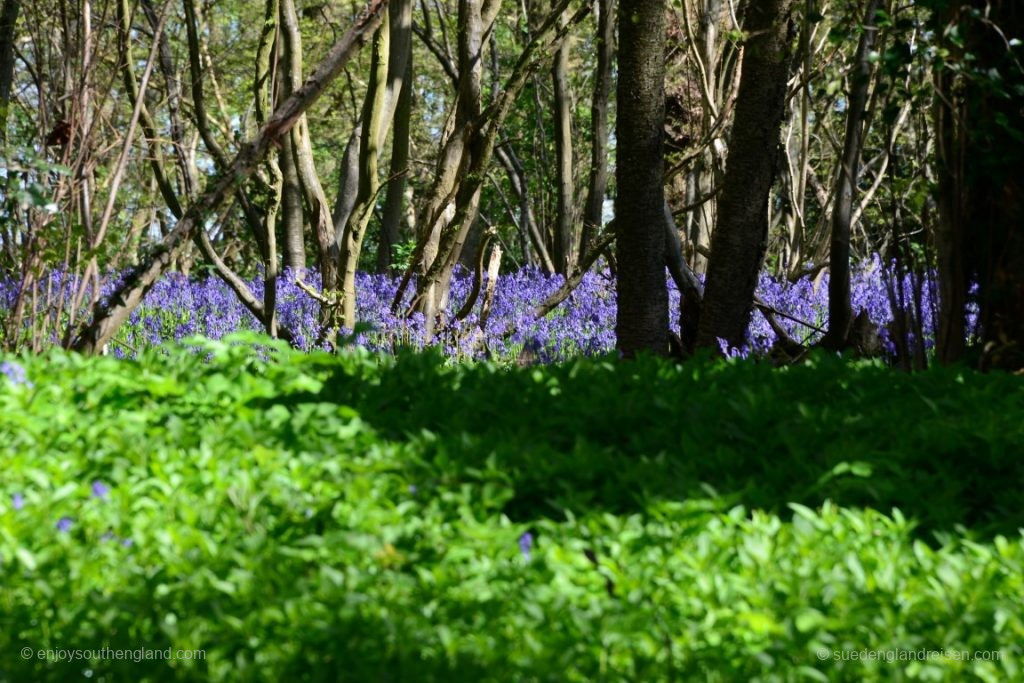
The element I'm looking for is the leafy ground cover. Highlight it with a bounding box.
[1,336,1022,681]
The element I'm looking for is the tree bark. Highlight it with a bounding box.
[696,0,794,350]
[333,0,413,291]
[0,0,20,139]
[580,0,613,260]
[339,7,390,328]
[335,0,413,325]
[551,3,575,275]
[377,49,413,272]
[821,0,878,349]
[615,0,668,357]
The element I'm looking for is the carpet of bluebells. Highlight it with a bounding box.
[2,256,956,360]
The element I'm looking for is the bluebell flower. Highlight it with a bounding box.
[91,480,110,501]
[519,531,533,562]
[1,360,30,386]
[121,538,134,548]
[56,517,73,533]
[11,492,24,510]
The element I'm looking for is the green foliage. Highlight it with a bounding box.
[1,338,1022,680]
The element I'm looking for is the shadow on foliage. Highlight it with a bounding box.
[261,349,1024,542]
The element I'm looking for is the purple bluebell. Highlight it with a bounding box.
[1,360,29,386]
[56,517,73,533]
[519,531,533,561]
[11,492,24,510]
[91,480,110,501]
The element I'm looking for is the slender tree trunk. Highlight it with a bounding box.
[377,50,413,272]
[696,0,795,350]
[580,0,612,260]
[278,0,306,273]
[822,0,878,349]
[280,0,336,282]
[615,0,668,357]
[336,0,413,324]
[279,134,306,270]
[550,4,575,275]
[401,0,586,339]
[334,0,413,290]
[0,0,19,139]
[496,143,555,272]
[339,8,390,327]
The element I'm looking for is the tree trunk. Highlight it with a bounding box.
[279,134,306,271]
[966,1,1023,370]
[339,7,390,328]
[696,0,794,351]
[550,4,575,275]
[580,0,612,260]
[821,0,878,349]
[377,48,413,272]
[336,0,413,325]
[334,0,413,292]
[934,0,1024,370]
[0,0,20,139]
[615,0,668,357]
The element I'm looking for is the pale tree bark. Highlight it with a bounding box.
[550,3,575,274]
[333,0,413,327]
[398,0,588,339]
[278,0,307,272]
[333,0,413,293]
[696,0,795,350]
[338,8,390,328]
[615,0,668,357]
[411,0,498,336]
[69,0,390,354]
[279,134,306,271]
[678,0,735,273]
[821,0,879,349]
[280,0,335,282]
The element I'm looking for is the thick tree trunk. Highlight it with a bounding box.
[968,1,1024,370]
[696,0,794,350]
[615,0,668,357]
[933,55,967,365]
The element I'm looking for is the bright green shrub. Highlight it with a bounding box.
[0,336,1021,681]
